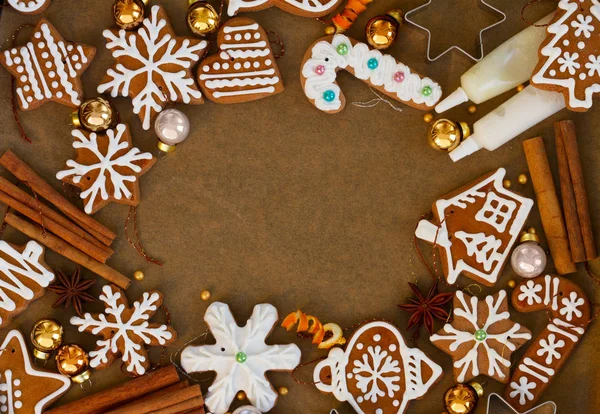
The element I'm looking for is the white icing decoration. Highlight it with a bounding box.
[97,6,207,130]
[454,232,503,272]
[56,124,153,214]
[415,168,534,285]
[430,291,531,383]
[559,291,585,321]
[7,0,48,13]
[70,285,173,376]
[474,192,517,233]
[0,330,70,414]
[518,280,543,306]
[226,0,339,17]
[572,13,595,37]
[519,357,554,383]
[509,376,536,406]
[302,34,442,112]
[314,320,442,414]
[180,302,301,414]
[537,334,565,364]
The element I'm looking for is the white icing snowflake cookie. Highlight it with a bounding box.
[0,19,95,111]
[7,0,50,14]
[431,290,532,384]
[226,0,343,18]
[314,320,443,414]
[98,5,207,130]
[180,302,301,414]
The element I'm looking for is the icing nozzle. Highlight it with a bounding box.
[435,87,469,114]
[449,135,481,162]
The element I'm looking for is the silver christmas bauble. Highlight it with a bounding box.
[233,406,262,414]
[511,242,547,278]
[155,109,190,147]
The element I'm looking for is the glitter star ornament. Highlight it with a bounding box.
[0,330,70,413]
[98,5,207,130]
[180,302,302,414]
[0,19,95,111]
[431,290,532,384]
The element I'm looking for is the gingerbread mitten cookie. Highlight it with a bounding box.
[314,320,442,414]
[70,285,177,376]
[0,19,95,111]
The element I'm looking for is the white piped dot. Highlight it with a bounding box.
[223,63,229,70]
[389,344,397,352]
[14,402,22,409]
[234,34,242,41]
[34,32,41,39]
[563,39,570,46]
[578,41,585,49]
[67,44,74,51]
[265,59,272,65]
[347,373,353,379]
[244,33,251,40]
[253,61,260,68]
[11,49,17,54]
[72,55,79,62]
[393,400,400,407]
[234,62,241,70]
[24,85,30,92]
[357,343,364,350]
[26,96,33,102]
[52,81,59,88]
[550,69,556,76]
[14,391,21,398]
[376,410,383,414]
[19,75,27,82]
[254,33,260,39]
[38,42,45,49]
[56,92,63,98]
[243,62,250,68]
[213,62,221,70]
[41,52,48,59]
[580,73,587,80]
[225,35,232,40]
[357,397,363,403]
[373,334,381,342]
[75,63,82,70]
[16,66,23,73]
[45,61,52,69]
[203,65,210,71]
[13,57,21,64]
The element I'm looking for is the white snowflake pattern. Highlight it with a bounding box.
[585,54,600,76]
[517,280,543,306]
[56,124,153,214]
[352,345,401,403]
[537,334,565,364]
[454,232,503,272]
[559,291,585,321]
[558,52,581,75]
[70,285,175,376]
[571,14,595,38]
[430,290,532,383]
[509,376,536,406]
[180,302,301,414]
[98,5,207,130]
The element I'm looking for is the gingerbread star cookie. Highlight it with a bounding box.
[0,19,95,111]
[71,285,177,376]
[431,290,532,384]
[98,5,207,130]
[7,0,50,14]
[198,18,284,104]
[56,123,156,215]
[0,330,70,413]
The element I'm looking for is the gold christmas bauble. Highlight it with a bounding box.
[428,119,470,152]
[365,9,403,50]
[30,319,63,360]
[56,344,91,384]
[72,97,117,132]
[113,0,148,30]
[444,382,483,414]
[187,1,220,37]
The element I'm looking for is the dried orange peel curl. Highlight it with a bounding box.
[281,310,346,349]
[331,0,375,33]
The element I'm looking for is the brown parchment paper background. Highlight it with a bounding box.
[1,0,599,413]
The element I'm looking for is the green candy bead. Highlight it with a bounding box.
[336,44,349,55]
[235,351,247,363]
[422,85,433,96]
[474,329,487,341]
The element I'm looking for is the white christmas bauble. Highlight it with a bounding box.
[155,109,190,146]
[233,406,262,414]
[511,242,547,279]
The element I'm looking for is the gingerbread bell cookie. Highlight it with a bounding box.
[0,19,95,111]
[226,0,343,18]
[415,168,534,286]
[314,320,442,414]
[301,34,442,113]
[181,302,301,414]
[531,0,600,111]
[506,275,589,411]
[198,18,284,104]
[7,0,50,14]
[70,284,176,376]
[56,123,155,215]
[431,290,532,384]
[98,5,207,130]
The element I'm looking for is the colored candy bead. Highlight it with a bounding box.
[235,351,247,363]
[323,90,336,102]
[367,58,378,70]
[315,65,326,75]
[394,71,405,82]
[422,85,433,96]
[474,329,487,341]
[336,44,349,55]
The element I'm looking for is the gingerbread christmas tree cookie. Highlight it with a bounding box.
[0,330,70,413]
[98,5,207,130]
[0,19,95,111]
[70,285,176,376]
[56,123,155,215]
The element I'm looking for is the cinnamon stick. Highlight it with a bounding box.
[45,365,180,414]
[559,120,597,260]
[523,137,576,275]
[104,381,188,413]
[152,396,205,414]
[106,384,202,414]
[555,123,586,263]
[5,213,130,289]
[0,177,112,248]
[0,151,116,243]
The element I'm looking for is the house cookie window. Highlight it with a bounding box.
[475,192,517,233]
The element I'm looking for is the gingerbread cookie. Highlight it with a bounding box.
[198,18,284,104]
[70,284,176,376]
[0,240,55,328]
[226,0,343,18]
[314,320,443,414]
[506,275,589,411]
[431,290,532,384]
[531,0,600,111]
[98,5,207,130]
[301,34,442,114]
[0,19,95,111]
[181,302,301,414]
[0,330,70,413]
[415,168,534,286]
[7,0,50,14]
[56,123,156,215]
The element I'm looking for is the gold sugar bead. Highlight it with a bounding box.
[518,174,528,184]
[423,113,434,123]
[508,280,516,289]
[325,26,336,35]
[467,105,477,114]
[133,270,144,281]
[279,386,289,396]
[503,179,512,189]
[516,84,525,92]
[201,290,211,301]
[236,391,247,400]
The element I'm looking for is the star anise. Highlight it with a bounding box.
[398,281,453,337]
[48,268,95,317]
